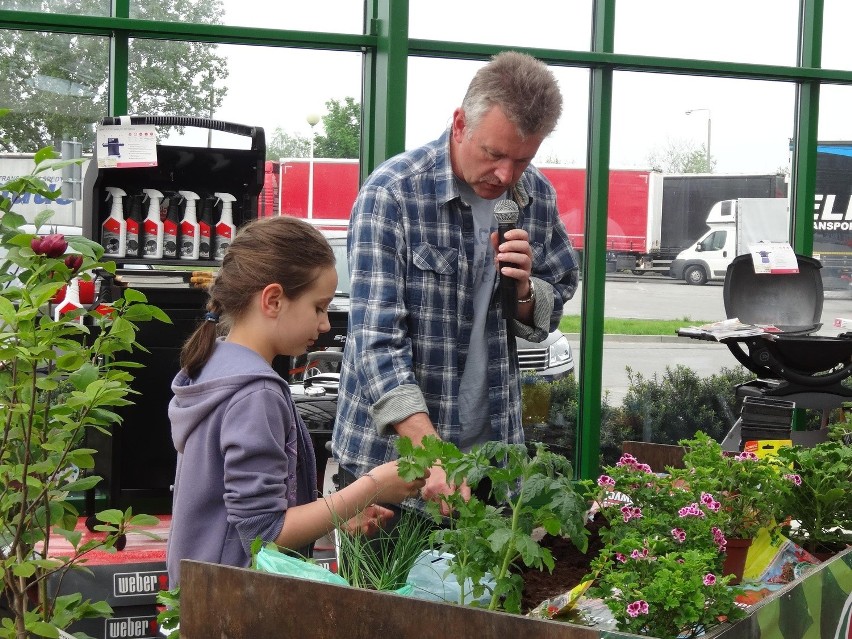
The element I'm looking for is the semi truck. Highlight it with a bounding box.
[260,159,788,274]
[669,198,791,285]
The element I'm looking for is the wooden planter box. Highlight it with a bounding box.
[179,546,852,639]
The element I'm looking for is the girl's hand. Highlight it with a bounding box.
[365,460,428,504]
[343,504,394,536]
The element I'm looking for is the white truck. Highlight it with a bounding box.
[669,197,791,285]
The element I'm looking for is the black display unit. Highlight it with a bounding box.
[81,117,265,514]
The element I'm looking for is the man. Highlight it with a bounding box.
[333,50,579,507]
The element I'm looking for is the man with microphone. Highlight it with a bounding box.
[333,50,579,512]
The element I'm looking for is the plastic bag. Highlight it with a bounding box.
[405,550,495,605]
[255,546,349,587]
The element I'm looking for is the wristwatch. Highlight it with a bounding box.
[517,279,535,304]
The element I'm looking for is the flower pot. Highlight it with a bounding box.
[722,537,753,585]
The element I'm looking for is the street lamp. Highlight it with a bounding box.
[306,113,320,219]
[685,108,712,169]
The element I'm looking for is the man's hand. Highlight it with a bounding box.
[421,463,472,517]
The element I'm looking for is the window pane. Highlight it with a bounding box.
[129,39,362,153]
[614,0,799,66]
[0,0,110,16]
[824,1,852,70]
[409,0,592,51]
[815,84,852,289]
[0,29,108,153]
[140,0,364,34]
[600,72,798,449]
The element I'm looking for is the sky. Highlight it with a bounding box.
[167,0,852,176]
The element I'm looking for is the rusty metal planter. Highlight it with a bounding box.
[179,546,852,639]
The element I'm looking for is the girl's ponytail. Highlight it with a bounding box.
[180,298,223,379]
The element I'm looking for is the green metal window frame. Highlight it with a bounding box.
[1,0,845,478]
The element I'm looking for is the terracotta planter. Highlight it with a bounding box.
[722,537,753,585]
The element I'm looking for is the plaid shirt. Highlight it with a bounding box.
[332,129,579,478]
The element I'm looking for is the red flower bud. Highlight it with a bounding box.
[64,254,84,273]
[31,233,68,258]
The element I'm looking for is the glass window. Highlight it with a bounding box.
[138,0,364,34]
[0,0,110,16]
[823,0,852,70]
[408,0,592,52]
[128,40,362,153]
[614,0,799,66]
[0,30,108,153]
[597,71,797,449]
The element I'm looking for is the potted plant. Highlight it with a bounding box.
[581,450,745,638]
[0,143,167,638]
[773,440,852,558]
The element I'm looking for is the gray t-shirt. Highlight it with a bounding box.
[456,181,503,451]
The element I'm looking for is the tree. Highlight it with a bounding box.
[267,128,311,159]
[647,139,715,174]
[313,96,360,159]
[0,0,228,153]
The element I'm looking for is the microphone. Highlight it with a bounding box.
[494,199,519,321]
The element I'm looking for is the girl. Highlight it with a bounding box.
[166,216,426,585]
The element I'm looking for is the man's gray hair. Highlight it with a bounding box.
[461,50,563,139]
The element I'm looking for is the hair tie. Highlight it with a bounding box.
[204,311,220,323]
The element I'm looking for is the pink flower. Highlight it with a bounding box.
[703,573,717,586]
[784,473,802,486]
[671,527,686,543]
[678,503,705,518]
[64,254,83,273]
[627,600,649,617]
[597,474,616,487]
[615,552,627,563]
[30,233,68,258]
[734,451,758,461]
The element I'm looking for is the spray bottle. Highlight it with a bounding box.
[178,190,201,260]
[198,194,215,260]
[124,193,144,258]
[163,193,182,259]
[101,187,127,258]
[53,277,84,324]
[213,192,237,260]
[142,189,165,258]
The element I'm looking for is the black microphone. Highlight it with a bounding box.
[494,199,519,321]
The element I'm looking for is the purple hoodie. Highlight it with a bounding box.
[166,340,317,585]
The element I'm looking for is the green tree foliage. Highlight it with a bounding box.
[267,128,311,160]
[313,96,360,159]
[647,138,716,173]
[0,0,228,153]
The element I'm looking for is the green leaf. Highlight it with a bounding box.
[34,146,60,165]
[122,287,148,304]
[12,562,36,578]
[95,509,124,525]
[26,621,59,638]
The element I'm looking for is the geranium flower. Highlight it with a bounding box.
[783,473,802,486]
[626,600,649,617]
[30,233,67,258]
[671,527,686,543]
[597,474,616,487]
[703,573,717,586]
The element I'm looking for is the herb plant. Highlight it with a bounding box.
[336,508,433,592]
[0,144,168,638]
[396,436,588,614]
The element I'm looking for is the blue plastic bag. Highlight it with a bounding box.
[405,550,495,605]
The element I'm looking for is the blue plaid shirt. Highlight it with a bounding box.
[332,129,579,478]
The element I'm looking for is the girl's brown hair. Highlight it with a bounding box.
[180,216,336,378]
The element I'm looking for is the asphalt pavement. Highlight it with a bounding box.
[565,274,851,405]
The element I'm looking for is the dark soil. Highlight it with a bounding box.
[520,515,607,614]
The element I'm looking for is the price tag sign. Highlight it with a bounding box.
[749,242,799,274]
[96,124,158,168]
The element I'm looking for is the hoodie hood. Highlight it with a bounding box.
[170,341,289,452]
